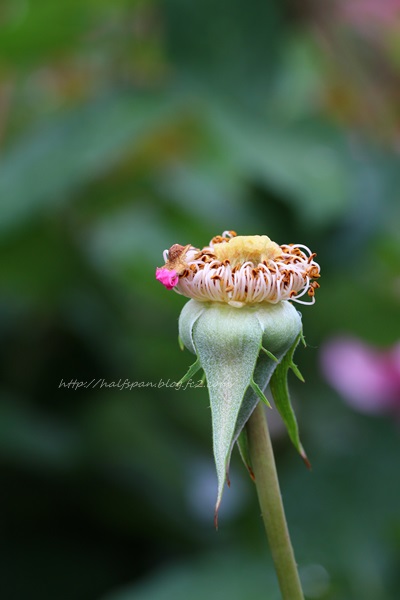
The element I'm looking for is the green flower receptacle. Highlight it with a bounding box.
[179,299,302,520]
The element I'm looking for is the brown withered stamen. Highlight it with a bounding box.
[159,231,320,306]
[168,244,190,262]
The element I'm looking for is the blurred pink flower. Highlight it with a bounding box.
[320,337,400,414]
[338,0,400,31]
[336,0,400,38]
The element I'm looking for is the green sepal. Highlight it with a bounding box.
[250,379,272,409]
[290,361,305,383]
[237,429,255,481]
[261,346,279,362]
[179,299,303,524]
[178,300,205,354]
[178,357,202,386]
[190,303,263,520]
[269,333,311,469]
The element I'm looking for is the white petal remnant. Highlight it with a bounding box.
[157,231,321,306]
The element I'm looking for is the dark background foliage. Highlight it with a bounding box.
[0,1,400,598]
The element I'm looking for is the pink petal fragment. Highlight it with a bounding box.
[156,267,179,290]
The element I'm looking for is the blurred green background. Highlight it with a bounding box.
[1,1,400,599]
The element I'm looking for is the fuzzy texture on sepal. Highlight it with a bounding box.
[178,300,302,524]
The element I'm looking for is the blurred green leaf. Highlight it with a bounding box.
[0,395,79,468]
[102,552,279,600]
[0,0,138,64]
[163,0,284,99]
[0,92,179,233]
[207,106,355,226]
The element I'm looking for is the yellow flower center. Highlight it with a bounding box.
[212,235,282,267]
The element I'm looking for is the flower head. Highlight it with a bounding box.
[157,231,320,525]
[156,231,320,307]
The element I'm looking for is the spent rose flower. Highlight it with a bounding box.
[156,230,320,306]
[156,231,321,524]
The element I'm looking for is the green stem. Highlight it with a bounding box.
[247,402,304,600]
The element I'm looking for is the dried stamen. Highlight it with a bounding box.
[156,232,321,305]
